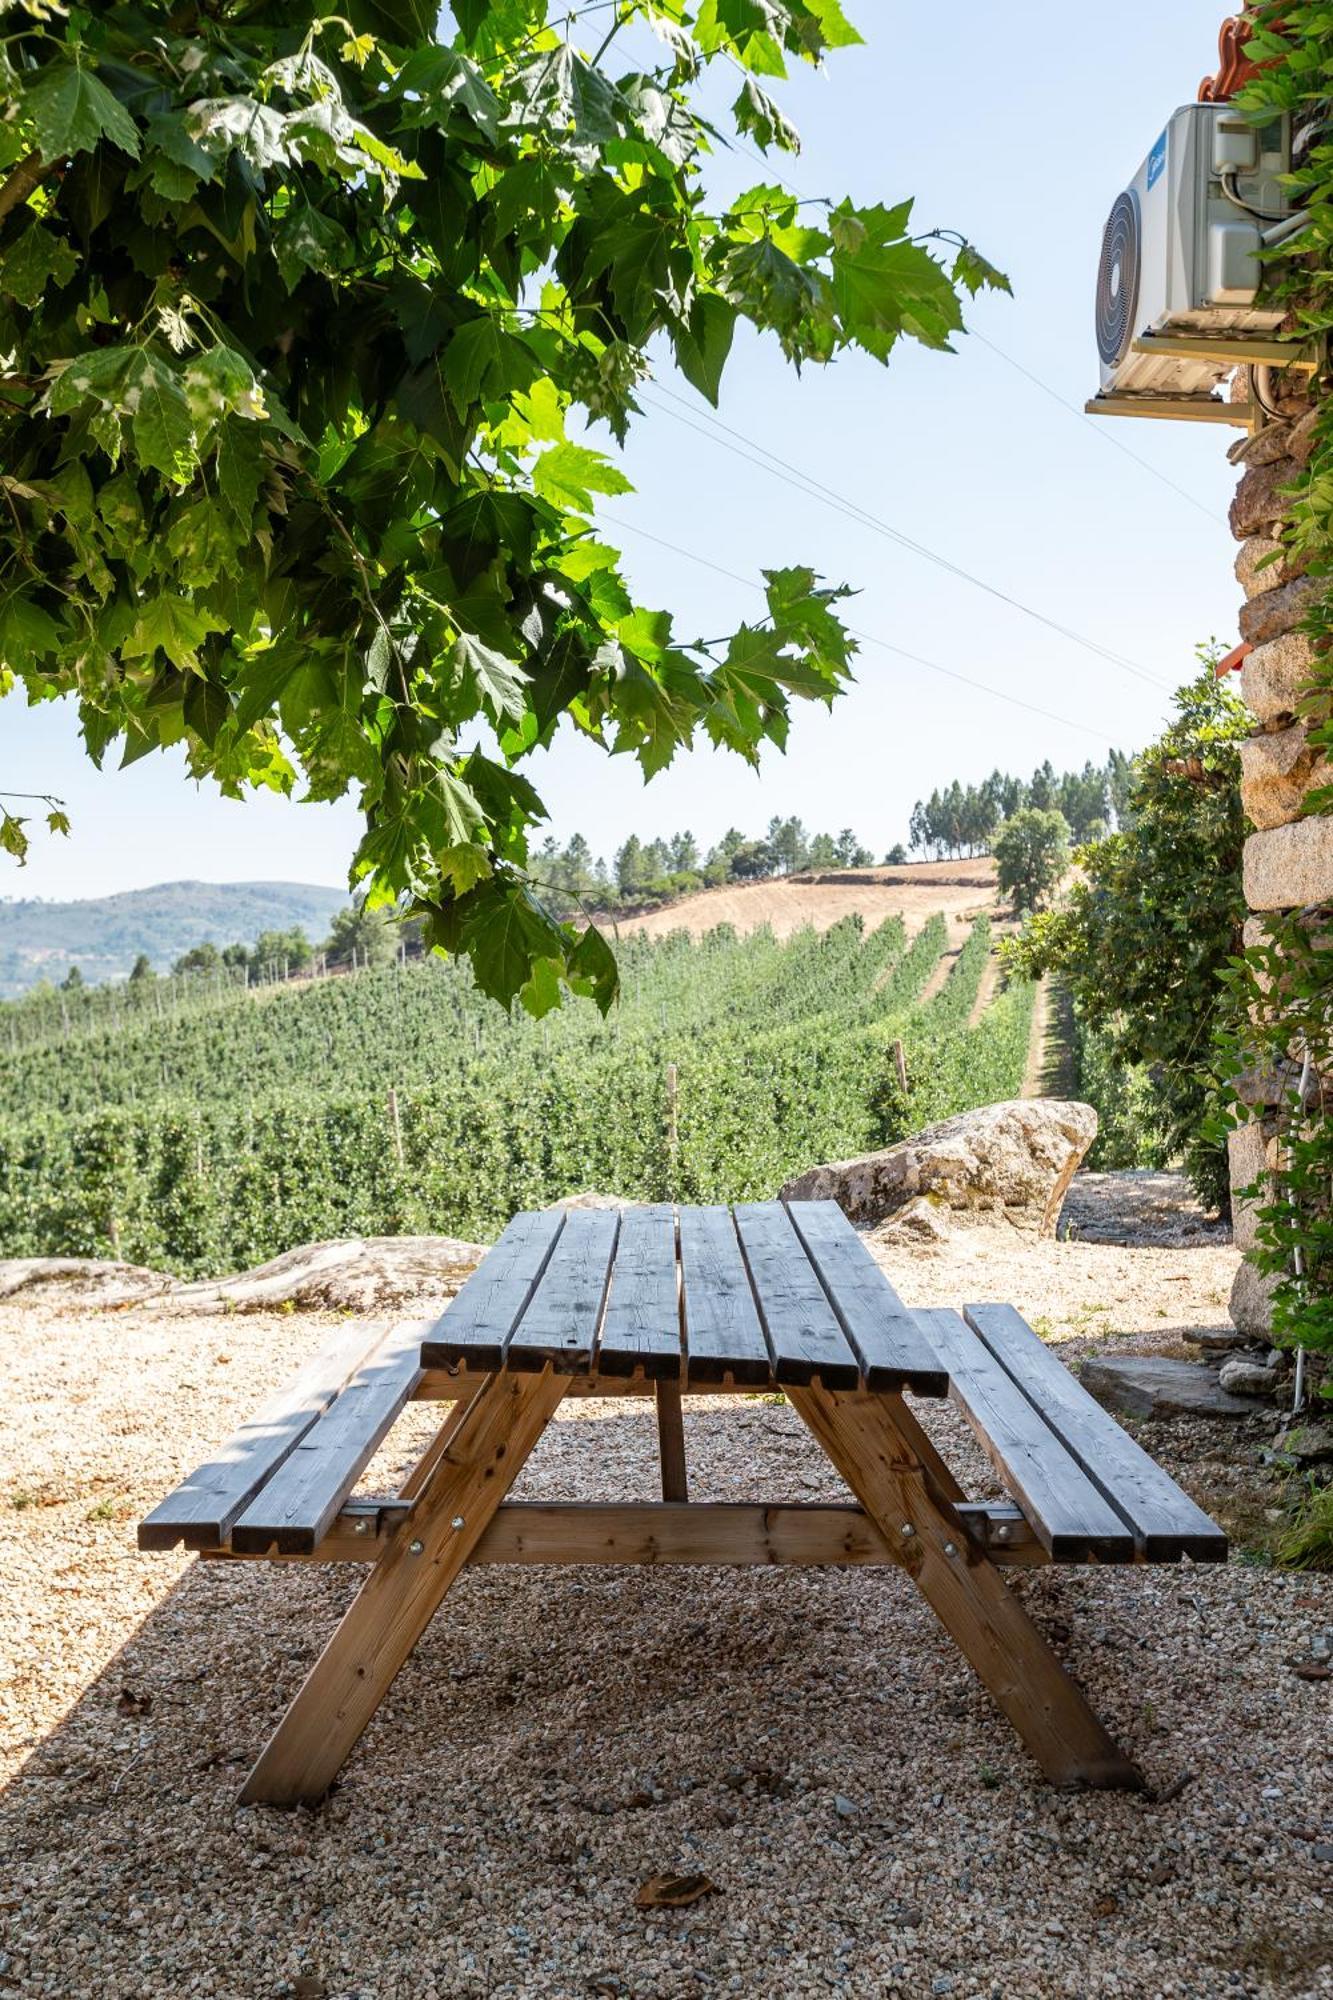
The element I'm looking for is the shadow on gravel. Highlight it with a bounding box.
[2,1396,1330,2000]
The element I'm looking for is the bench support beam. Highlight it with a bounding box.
[654,1378,688,1502]
[238,1367,567,1809]
[199,1497,1048,1568]
[786,1383,1144,1794]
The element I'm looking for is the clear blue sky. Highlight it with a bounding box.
[0,0,1238,900]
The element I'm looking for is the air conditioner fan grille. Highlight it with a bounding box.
[1096,188,1141,368]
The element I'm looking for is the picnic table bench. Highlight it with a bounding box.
[139,1201,1226,1808]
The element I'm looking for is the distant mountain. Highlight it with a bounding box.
[0,880,348,997]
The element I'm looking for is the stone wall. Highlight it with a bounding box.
[1226,386,1328,1337]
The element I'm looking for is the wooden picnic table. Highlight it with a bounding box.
[140,1200,1226,1808]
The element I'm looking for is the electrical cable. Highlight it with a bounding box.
[641,382,1175,690]
[969,331,1222,523]
[1219,168,1289,225]
[709,128,1222,538]
[599,507,1121,744]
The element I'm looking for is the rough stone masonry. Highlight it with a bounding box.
[1226,372,1328,1339]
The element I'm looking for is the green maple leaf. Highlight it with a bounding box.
[453,631,530,724]
[462,882,567,1009]
[567,921,619,1013]
[0,812,29,864]
[273,205,354,291]
[1,223,79,309]
[831,235,963,354]
[441,316,536,416]
[532,443,633,514]
[124,351,197,483]
[22,63,141,162]
[670,294,737,406]
[437,842,492,894]
[0,588,62,662]
[125,595,224,673]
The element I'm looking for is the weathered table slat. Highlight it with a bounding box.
[597,1205,681,1379]
[786,1200,948,1395]
[678,1204,771,1385]
[734,1201,861,1388]
[230,1320,428,1554]
[420,1208,565,1371]
[505,1208,619,1371]
[136,1321,387,1551]
[964,1304,1227,1562]
[917,1307,1135,1563]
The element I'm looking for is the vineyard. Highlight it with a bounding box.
[0,914,1034,1275]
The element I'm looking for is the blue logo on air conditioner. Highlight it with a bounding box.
[1147,129,1167,190]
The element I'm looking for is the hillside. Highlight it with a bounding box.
[612,857,1000,944]
[0,879,347,996]
[0,911,1034,1274]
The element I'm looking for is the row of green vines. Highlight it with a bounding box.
[1229,9,1333,1389]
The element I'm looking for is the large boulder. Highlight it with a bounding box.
[779,1099,1098,1238]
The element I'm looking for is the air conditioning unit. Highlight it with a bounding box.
[1087,103,1294,423]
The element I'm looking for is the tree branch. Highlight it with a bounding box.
[0,151,53,224]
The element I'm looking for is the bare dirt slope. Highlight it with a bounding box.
[2,1177,1329,1999]
[610,857,1000,944]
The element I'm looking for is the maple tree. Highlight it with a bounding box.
[0,0,1003,1010]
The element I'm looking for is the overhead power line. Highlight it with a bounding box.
[598,508,1118,745]
[641,383,1174,692]
[970,331,1222,524]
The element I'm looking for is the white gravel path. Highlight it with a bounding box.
[2,1206,1330,2000]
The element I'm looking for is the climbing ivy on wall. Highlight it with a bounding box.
[1225,8,1333,1391]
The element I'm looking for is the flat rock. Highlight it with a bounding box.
[780,1099,1097,1237]
[0,1237,488,1315]
[0,1256,170,1305]
[1079,1354,1256,1420]
[1182,1325,1253,1353]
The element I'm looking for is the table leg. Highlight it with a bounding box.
[655,1378,688,1502]
[238,1367,568,1808]
[787,1383,1143,1792]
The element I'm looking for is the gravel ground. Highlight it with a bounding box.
[2,1186,1330,2000]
